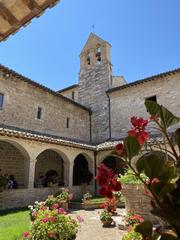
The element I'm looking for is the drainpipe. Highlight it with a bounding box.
[89,111,92,143]
[107,93,111,139]
[94,150,97,195]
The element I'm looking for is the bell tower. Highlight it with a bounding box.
[78,33,112,143]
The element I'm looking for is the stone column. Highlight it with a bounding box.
[68,162,74,188]
[28,159,36,189]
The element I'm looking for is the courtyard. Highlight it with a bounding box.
[0,208,126,240]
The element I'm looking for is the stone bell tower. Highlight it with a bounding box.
[78,33,112,143]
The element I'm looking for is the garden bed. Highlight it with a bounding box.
[69,197,125,210]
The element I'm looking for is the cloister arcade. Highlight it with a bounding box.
[0,134,172,210]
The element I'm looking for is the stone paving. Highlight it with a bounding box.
[70,208,127,240]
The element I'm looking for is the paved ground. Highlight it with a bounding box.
[70,208,127,240]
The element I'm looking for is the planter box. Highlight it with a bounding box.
[121,184,158,223]
[69,200,124,210]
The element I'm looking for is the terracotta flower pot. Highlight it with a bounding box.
[101,219,113,226]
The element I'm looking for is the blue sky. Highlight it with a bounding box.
[0,0,179,91]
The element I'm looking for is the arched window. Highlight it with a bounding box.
[96,47,101,64]
[86,52,91,65]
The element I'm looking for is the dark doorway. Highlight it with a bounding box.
[73,154,93,185]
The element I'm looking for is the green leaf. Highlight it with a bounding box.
[152,182,175,198]
[159,234,178,240]
[145,100,160,116]
[124,136,141,161]
[135,221,153,238]
[159,106,180,129]
[136,152,165,180]
[175,128,180,150]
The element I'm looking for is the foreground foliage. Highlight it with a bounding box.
[114,100,180,239]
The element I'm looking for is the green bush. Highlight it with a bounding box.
[119,169,147,185]
[122,225,143,240]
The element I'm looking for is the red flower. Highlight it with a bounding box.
[128,116,149,145]
[115,143,124,155]
[23,231,30,238]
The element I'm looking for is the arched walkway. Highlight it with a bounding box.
[102,155,127,175]
[0,140,30,188]
[73,154,93,186]
[35,149,65,188]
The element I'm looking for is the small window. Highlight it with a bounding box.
[66,117,70,128]
[37,107,42,119]
[0,94,4,110]
[86,53,91,65]
[96,47,101,64]
[146,95,157,102]
[72,91,75,100]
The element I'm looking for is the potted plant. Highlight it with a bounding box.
[100,210,113,226]
[118,170,155,222]
[82,192,92,204]
[54,188,73,210]
[47,175,58,187]
[100,197,118,215]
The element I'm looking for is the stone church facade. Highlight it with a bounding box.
[0,33,180,209]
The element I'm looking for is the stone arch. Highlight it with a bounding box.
[0,139,30,188]
[34,148,70,187]
[73,153,93,186]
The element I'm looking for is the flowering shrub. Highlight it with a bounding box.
[100,197,118,214]
[23,208,78,240]
[123,210,144,227]
[54,188,73,202]
[25,189,82,240]
[113,100,180,239]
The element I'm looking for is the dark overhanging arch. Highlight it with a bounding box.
[102,155,127,175]
[73,154,93,186]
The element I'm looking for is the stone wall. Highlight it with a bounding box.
[59,86,79,102]
[0,185,95,210]
[110,73,180,139]
[79,62,112,143]
[0,141,27,188]
[0,75,90,142]
[0,188,60,210]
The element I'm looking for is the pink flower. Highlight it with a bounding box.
[49,216,57,223]
[76,215,84,223]
[23,231,30,238]
[52,203,59,209]
[58,207,67,215]
[42,217,49,223]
